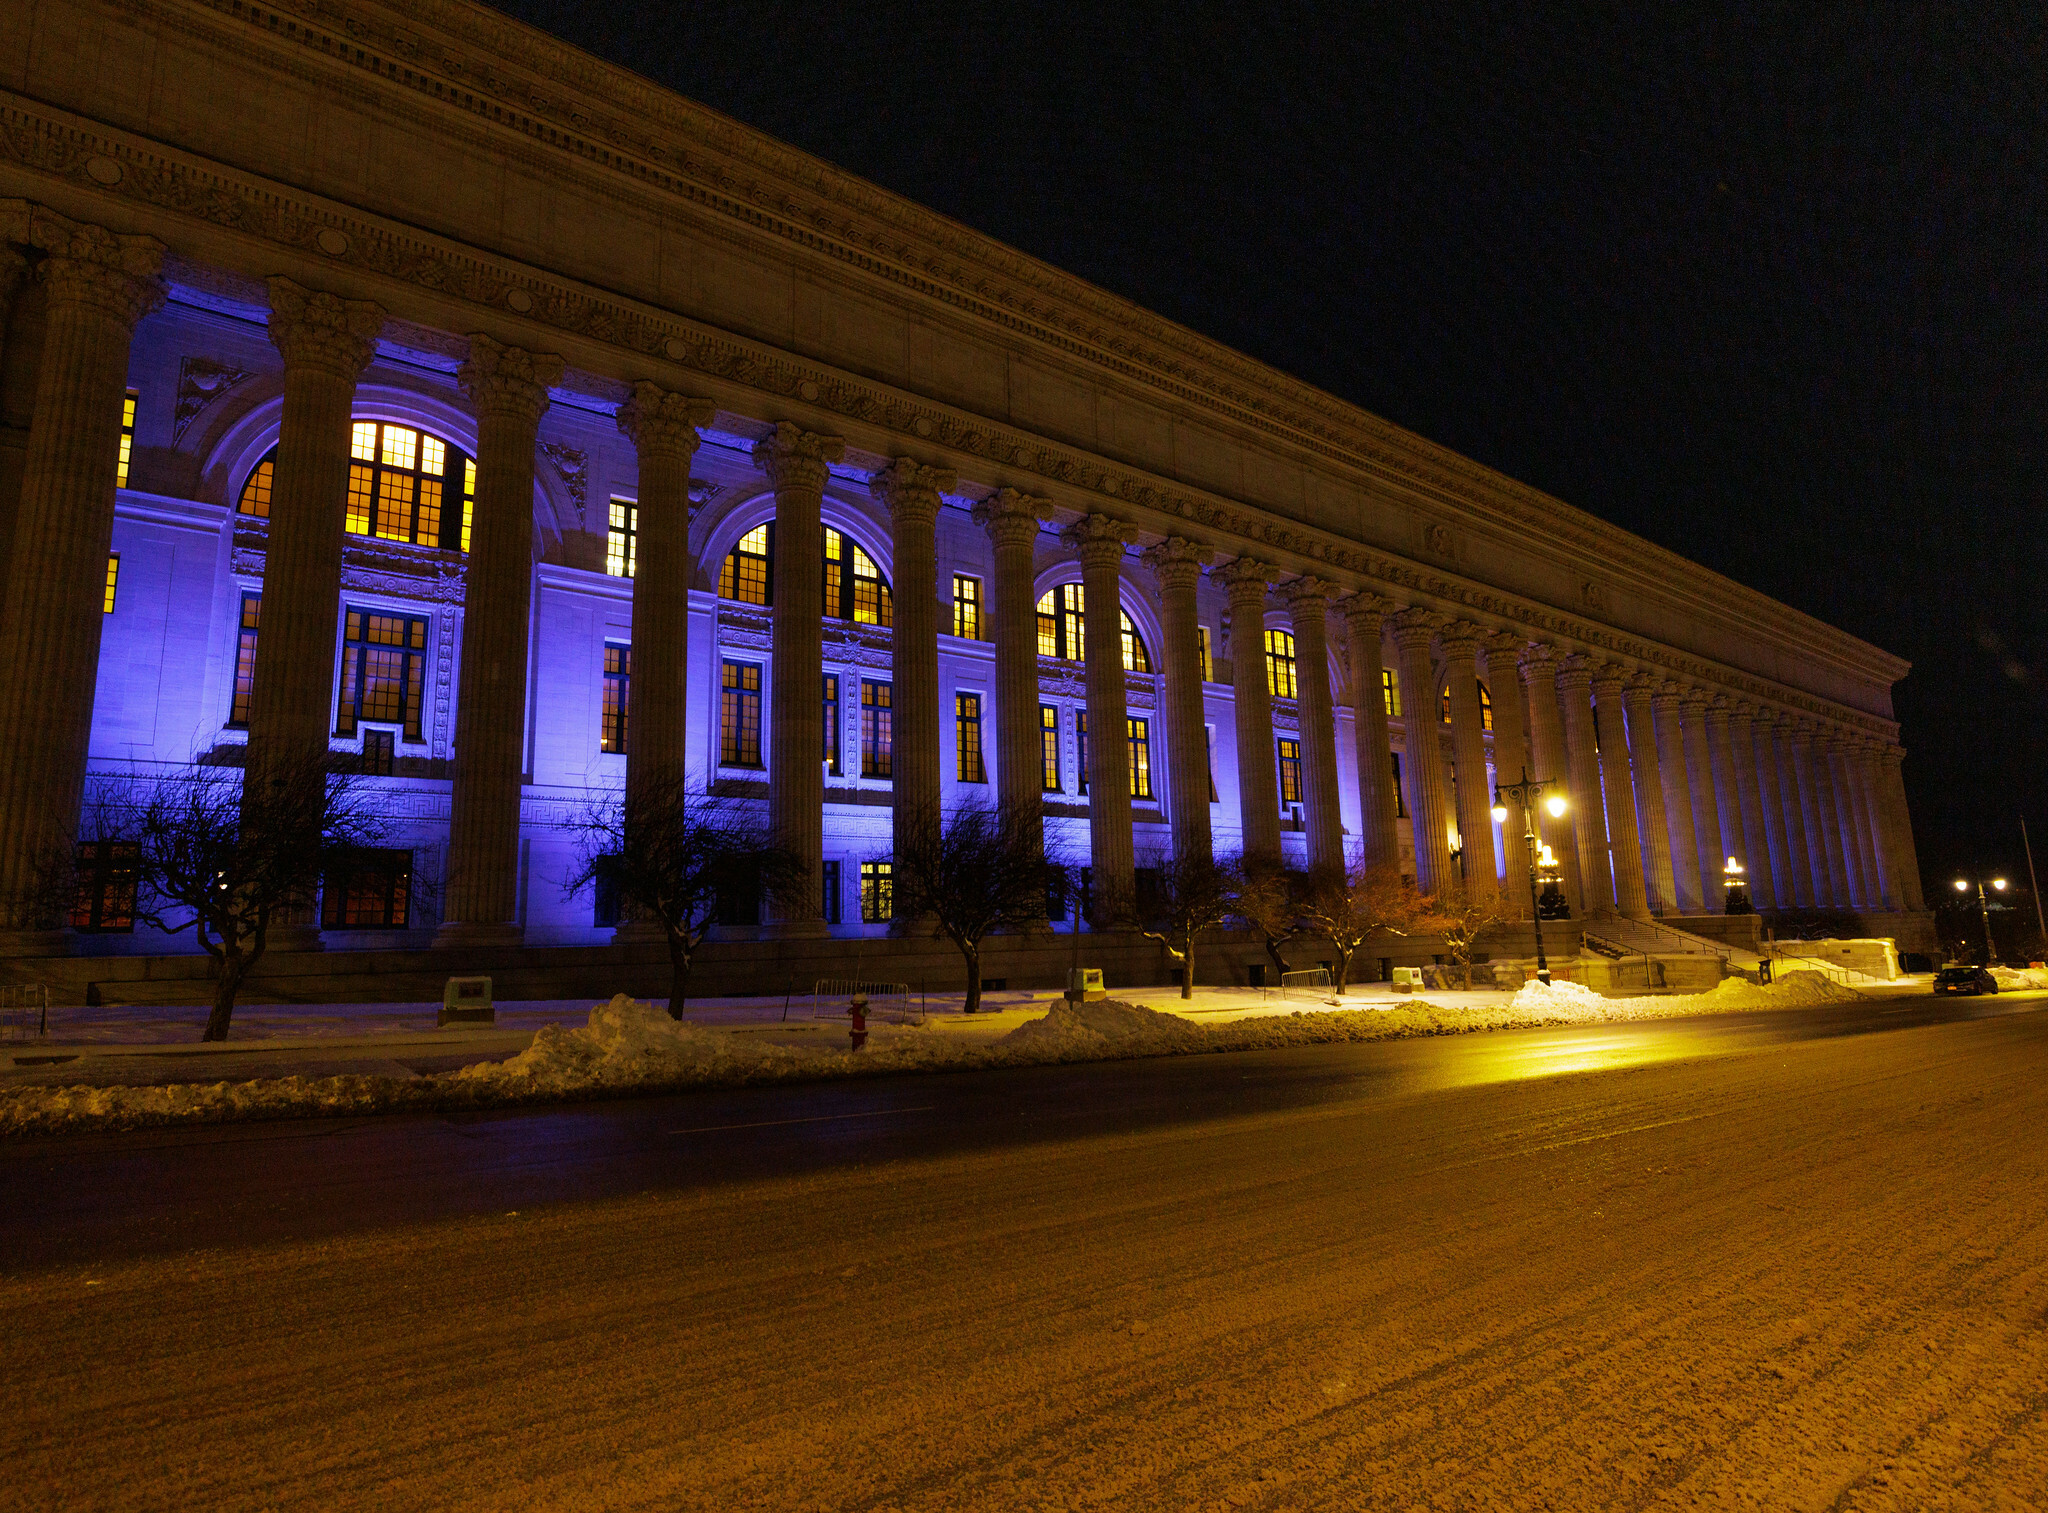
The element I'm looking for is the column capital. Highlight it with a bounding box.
[1623,670,1660,702]
[1140,536,1212,592]
[459,334,563,422]
[1337,589,1394,629]
[1725,699,1760,725]
[1387,604,1446,651]
[868,457,957,527]
[1881,741,1907,767]
[1651,678,1686,709]
[751,420,845,493]
[1060,511,1137,569]
[1213,555,1280,602]
[1589,662,1629,697]
[1279,574,1337,610]
[616,381,714,461]
[970,486,1051,550]
[1789,717,1820,748]
[1436,619,1485,664]
[1517,640,1561,683]
[1705,694,1735,725]
[1555,651,1595,692]
[266,277,384,379]
[30,210,166,327]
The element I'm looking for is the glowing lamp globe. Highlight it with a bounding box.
[1544,794,1567,818]
[1490,803,1508,824]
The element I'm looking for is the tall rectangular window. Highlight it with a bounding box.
[1265,629,1298,699]
[1391,751,1407,818]
[228,592,261,728]
[602,643,631,754]
[1278,737,1303,806]
[956,692,986,782]
[861,680,894,778]
[1199,625,1213,683]
[823,859,842,925]
[362,729,395,776]
[1040,704,1061,792]
[116,390,136,489]
[720,660,762,767]
[719,523,772,605]
[1206,727,1219,802]
[860,859,893,923]
[605,499,638,577]
[1382,667,1401,718]
[103,554,119,614]
[336,607,428,740]
[321,847,412,929]
[952,575,982,639]
[1128,717,1152,799]
[824,673,841,775]
[71,841,138,933]
[1077,709,1089,795]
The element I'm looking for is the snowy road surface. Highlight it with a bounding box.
[5,996,2047,1510]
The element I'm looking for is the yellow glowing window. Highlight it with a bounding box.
[351,422,377,461]
[237,458,274,518]
[1199,625,1213,682]
[1265,629,1297,700]
[952,575,982,639]
[606,498,638,578]
[102,553,119,614]
[1040,704,1060,791]
[115,390,136,489]
[379,425,417,471]
[1382,667,1401,718]
[462,458,475,553]
[228,592,260,727]
[720,523,772,605]
[1439,679,1494,731]
[720,659,762,767]
[956,691,986,783]
[601,643,630,754]
[336,607,428,739]
[249,421,468,548]
[1127,717,1152,799]
[1032,584,1149,670]
[823,528,891,626]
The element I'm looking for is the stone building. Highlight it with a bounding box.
[0,0,1932,980]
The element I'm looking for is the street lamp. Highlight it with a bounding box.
[1954,876,2008,965]
[1493,767,1569,985]
[1723,856,1751,915]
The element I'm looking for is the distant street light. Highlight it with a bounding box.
[1493,767,1568,985]
[1955,876,2008,965]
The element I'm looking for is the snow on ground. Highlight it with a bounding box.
[0,970,1877,1137]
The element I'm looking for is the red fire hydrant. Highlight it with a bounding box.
[848,993,869,1053]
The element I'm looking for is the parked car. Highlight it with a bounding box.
[1934,965,1999,996]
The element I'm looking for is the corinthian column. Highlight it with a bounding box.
[1439,622,1498,895]
[1341,594,1401,872]
[1483,632,1533,902]
[615,383,714,795]
[1724,705,1775,909]
[1282,577,1344,870]
[1799,722,1850,907]
[1621,674,1678,915]
[972,488,1050,844]
[0,214,165,944]
[0,242,36,594]
[1879,744,1926,912]
[1066,514,1137,921]
[1746,714,1794,908]
[1557,654,1615,913]
[1826,735,1873,909]
[752,422,844,932]
[1589,665,1649,920]
[1390,607,1456,893]
[1679,693,1728,905]
[1704,698,1751,894]
[1519,643,1584,913]
[1141,537,1215,864]
[435,335,563,946]
[1768,719,1814,909]
[1650,683,1705,913]
[871,458,957,870]
[1216,557,1281,864]
[1848,739,1898,909]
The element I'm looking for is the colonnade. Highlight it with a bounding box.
[0,207,1929,946]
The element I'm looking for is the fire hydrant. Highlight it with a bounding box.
[848,993,869,1053]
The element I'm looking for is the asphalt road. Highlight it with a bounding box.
[5,991,2047,1510]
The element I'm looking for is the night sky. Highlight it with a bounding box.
[492,0,2045,899]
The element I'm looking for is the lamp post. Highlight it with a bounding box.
[1723,856,1751,915]
[1954,876,2008,965]
[1492,767,1569,985]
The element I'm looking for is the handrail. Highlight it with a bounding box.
[1606,914,1735,962]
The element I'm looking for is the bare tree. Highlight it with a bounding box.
[88,756,387,1041]
[1296,860,1434,994]
[1227,856,1307,981]
[1126,852,1237,999]
[568,777,804,1018]
[889,799,1063,1014]
[1425,882,1517,988]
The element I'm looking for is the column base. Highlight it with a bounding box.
[759,919,831,940]
[432,922,526,950]
[0,928,72,957]
[265,924,326,953]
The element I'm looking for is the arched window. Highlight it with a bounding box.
[238,421,475,552]
[1264,629,1297,699]
[1439,679,1494,732]
[716,522,894,626]
[1032,584,1151,672]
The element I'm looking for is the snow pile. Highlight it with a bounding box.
[999,998,1212,1059]
[1991,966,2048,990]
[452,994,813,1093]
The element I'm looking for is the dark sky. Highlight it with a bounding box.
[492,0,2045,897]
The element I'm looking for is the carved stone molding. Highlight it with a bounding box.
[538,441,589,528]
[173,356,256,441]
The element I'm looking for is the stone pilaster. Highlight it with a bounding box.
[972,488,1051,843]
[1590,666,1650,920]
[1141,537,1215,864]
[1391,607,1456,894]
[1704,698,1752,895]
[1849,739,1899,909]
[1483,632,1533,904]
[435,335,563,946]
[871,458,957,872]
[1678,693,1729,906]
[1839,737,1884,909]
[0,214,165,943]
[1768,719,1815,910]
[1557,655,1616,914]
[1519,643,1584,913]
[1798,722,1850,907]
[1340,594,1402,874]
[1746,711,1795,908]
[1216,557,1281,865]
[1880,744,1926,912]
[1650,683,1705,913]
[1065,514,1137,921]
[751,422,844,932]
[1725,705,1776,910]
[1282,577,1343,871]
[1826,736,1873,909]
[1622,674,1679,916]
[0,242,33,595]
[1439,622,1498,895]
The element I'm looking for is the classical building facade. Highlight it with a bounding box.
[0,0,1931,963]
